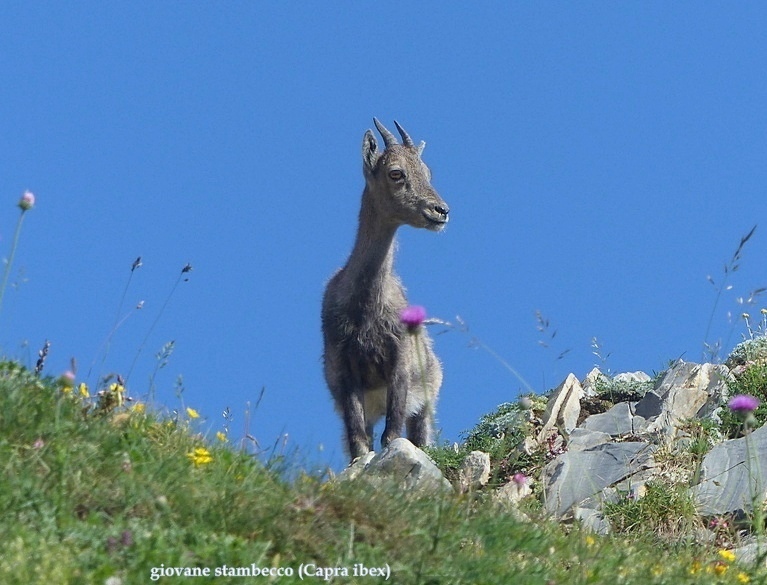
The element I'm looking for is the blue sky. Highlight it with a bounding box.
[2,3,766,471]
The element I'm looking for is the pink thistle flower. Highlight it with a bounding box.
[512,472,528,486]
[728,394,760,413]
[400,305,427,331]
[18,190,35,211]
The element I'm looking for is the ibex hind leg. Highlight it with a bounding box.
[406,407,433,447]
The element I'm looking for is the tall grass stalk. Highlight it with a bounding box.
[728,394,765,562]
[704,225,757,361]
[412,329,432,427]
[125,263,191,384]
[148,340,175,403]
[436,315,536,394]
[744,424,764,540]
[0,193,34,325]
[400,306,435,431]
[88,256,143,384]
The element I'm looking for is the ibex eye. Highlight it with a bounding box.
[388,170,404,181]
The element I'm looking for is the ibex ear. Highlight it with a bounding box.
[362,130,380,173]
[417,140,426,156]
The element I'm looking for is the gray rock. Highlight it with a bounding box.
[455,450,491,493]
[567,428,612,452]
[338,438,453,493]
[732,539,767,566]
[542,441,655,518]
[645,361,730,439]
[654,361,701,397]
[573,506,611,535]
[494,477,533,507]
[538,373,583,443]
[614,371,651,383]
[337,451,376,482]
[634,389,663,419]
[581,367,606,398]
[581,402,648,436]
[692,424,767,517]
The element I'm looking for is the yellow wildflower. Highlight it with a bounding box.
[689,561,701,575]
[78,383,89,398]
[61,385,73,395]
[719,549,736,563]
[187,447,213,466]
[186,407,200,419]
[108,383,125,407]
[132,402,146,414]
[584,535,596,548]
[712,561,727,576]
[738,572,750,584]
[216,431,228,442]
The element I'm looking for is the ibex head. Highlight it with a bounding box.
[362,118,449,232]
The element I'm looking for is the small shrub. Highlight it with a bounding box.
[720,362,767,438]
[463,401,528,451]
[592,375,654,404]
[726,334,767,367]
[423,442,469,484]
[429,397,549,487]
[440,397,548,487]
[679,418,721,460]
[604,481,700,538]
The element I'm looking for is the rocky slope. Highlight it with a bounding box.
[342,337,767,553]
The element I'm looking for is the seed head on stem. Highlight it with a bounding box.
[18,191,35,211]
[0,191,36,323]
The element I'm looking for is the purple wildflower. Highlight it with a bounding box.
[120,530,134,547]
[728,394,760,413]
[512,472,528,486]
[400,305,427,331]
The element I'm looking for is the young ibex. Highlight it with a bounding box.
[322,119,449,462]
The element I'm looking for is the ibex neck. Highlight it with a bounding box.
[344,188,398,287]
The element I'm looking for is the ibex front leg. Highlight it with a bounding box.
[342,386,371,460]
[381,368,408,448]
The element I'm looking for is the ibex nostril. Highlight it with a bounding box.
[435,205,449,217]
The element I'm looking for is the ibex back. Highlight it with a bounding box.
[322,119,449,462]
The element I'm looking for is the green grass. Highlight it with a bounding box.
[603,481,699,537]
[0,361,764,584]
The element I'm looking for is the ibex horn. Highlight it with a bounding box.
[394,120,415,147]
[373,118,398,148]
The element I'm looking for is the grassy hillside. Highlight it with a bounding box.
[0,361,763,584]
